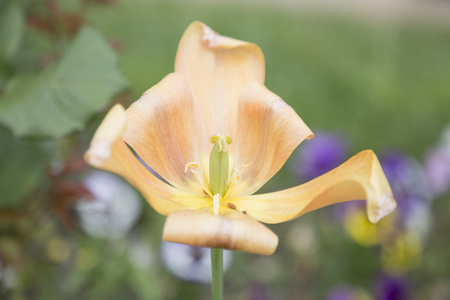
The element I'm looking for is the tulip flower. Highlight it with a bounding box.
[84,21,396,257]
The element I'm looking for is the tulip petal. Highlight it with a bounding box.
[175,21,265,137]
[84,104,211,215]
[228,81,313,197]
[162,208,279,255]
[122,73,209,196]
[231,150,397,224]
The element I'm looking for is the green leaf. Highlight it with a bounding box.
[0,26,128,139]
[0,0,24,62]
[0,127,50,208]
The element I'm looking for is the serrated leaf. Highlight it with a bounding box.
[0,127,50,208]
[0,26,128,139]
[0,0,24,62]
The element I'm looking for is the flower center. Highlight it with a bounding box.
[185,134,250,215]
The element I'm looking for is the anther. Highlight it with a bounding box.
[227,203,236,210]
[242,210,247,215]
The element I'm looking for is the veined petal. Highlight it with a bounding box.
[122,73,209,196]
[162,208,278,255]
[228,81,313,197]
[84,104,210,215]
[231,150,397,224]
[175,21,265,137]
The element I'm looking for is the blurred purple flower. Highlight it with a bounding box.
[425,146,450,196]
[293,132,349,182]
[326,286,355,300]
[379,150,430,224]
[376,274,410,300]
[249,284,271,300]
[326,285,369,300]
[425,124,450,197]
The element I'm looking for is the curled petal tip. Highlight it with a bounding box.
[370,193,397,224]
[201,24,220,48]
[84,141,111,167]
[365,150,397,223]
[231,150,397,225]
[84,104,126,167]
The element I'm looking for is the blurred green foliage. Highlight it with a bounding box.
[1,0,450,299]
[0,0,24,63]
[0,26,127,139]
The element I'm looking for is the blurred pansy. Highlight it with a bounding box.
[425,124,450,197]
[293,131,349,182]
[381,229,422,273]
[380,151,431,222]
[76,171,142,239]
[344,208,395,247]
[376,273,410,300]
[248,284,271,300]
[161,242,232,284]
[425,147,450,196]
[84,21,396,255]
[380,150,432,239]
[326,285,373,300]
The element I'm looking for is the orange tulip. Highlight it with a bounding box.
[85,22,396,255]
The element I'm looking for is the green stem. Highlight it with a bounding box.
[211,248,223,300]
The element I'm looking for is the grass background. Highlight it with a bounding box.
[86,0,450,157]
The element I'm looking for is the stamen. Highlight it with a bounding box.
[224,162,252,198]
[184,162,212,197]
[227,167,241,190]
[242,210,247,215]
[184,162,200,173]
[213,194,221,215]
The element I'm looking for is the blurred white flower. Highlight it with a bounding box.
[77,171,142,239]
[0,260,16,290]
[160,242,233,284]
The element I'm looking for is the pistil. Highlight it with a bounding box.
[209,134,232,197]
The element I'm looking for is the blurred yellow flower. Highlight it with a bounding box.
[85,21,396,255]
[344,208,396,247]
[382,230,422,273]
